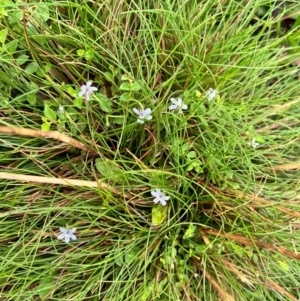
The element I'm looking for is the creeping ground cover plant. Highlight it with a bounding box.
[0,1,300,300]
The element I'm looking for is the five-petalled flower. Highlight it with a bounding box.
[78,80,98,101]
[206,88,218,101]
[133,108,153,124]
[151,189,169,206]
[57,227,77,243]
[169,97,188,111]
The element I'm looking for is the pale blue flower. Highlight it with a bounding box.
[169,97,188,111]
[58,227,77,243]
[151,189,169,206]
[78,80,98,101]
[133,108,153,124]
[206,88,218,101]
[58,105,64,112]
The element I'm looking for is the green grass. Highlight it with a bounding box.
[1,0,300,300]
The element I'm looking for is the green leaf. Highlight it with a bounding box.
[41,122,51,131]
[183,223,197,239]
[104,72,114,82]
[96,93,111,113]
[186,151,197,159]
[25,61,39,74]
[44,104,56,121]
[73,97,82,109]
[0,28,8,44]
[26,93,36,106]
[95,158,124,182]
[119,82,132,91]
[113,116,125,125]
[77,49,85,56]
[120,92,131,102]
[225,242,244,258]
[6,40,18,54]
[85,49,94,60]
[125,248,138,264]
[36,4,49,22]
[151,204,168,227]
[38,275,56,299]
[277,260,290,271]
[199,116,208,128]
[131,82,142,92]
[67,86,77,97]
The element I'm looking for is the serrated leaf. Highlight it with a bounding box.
[152,204,168,226]
[25,61,39,74]
[0,28,8,44]
[96,93,111,113]
[44,104,56,121]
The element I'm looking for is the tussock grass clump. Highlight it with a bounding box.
[0,1,300,300]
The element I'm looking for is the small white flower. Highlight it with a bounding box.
[206,88,218,101]
[133,108,153,124]
[169,97,188,111]
[151,189,170,206]
[57,227,77,243]
[251,138,260,148]
[78,80,98,101]
[58,105,64,112]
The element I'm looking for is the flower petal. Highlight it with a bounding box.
[169,104,178,110]
[86,80,93,87]
[151,190,158,197]
[144,108,152,115]
[137,118,144,124]
[69,228,77,234]
[160,199,167,206]
[57,233,66,240]
[182,104,188,110]
[69,233,77,240]
[59,227,67,233]
[78,90,85,97]
[177,98,183,105]
[133,108,140,115]
[64,235,70,243]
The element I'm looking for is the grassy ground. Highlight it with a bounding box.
[1,0,300,300]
